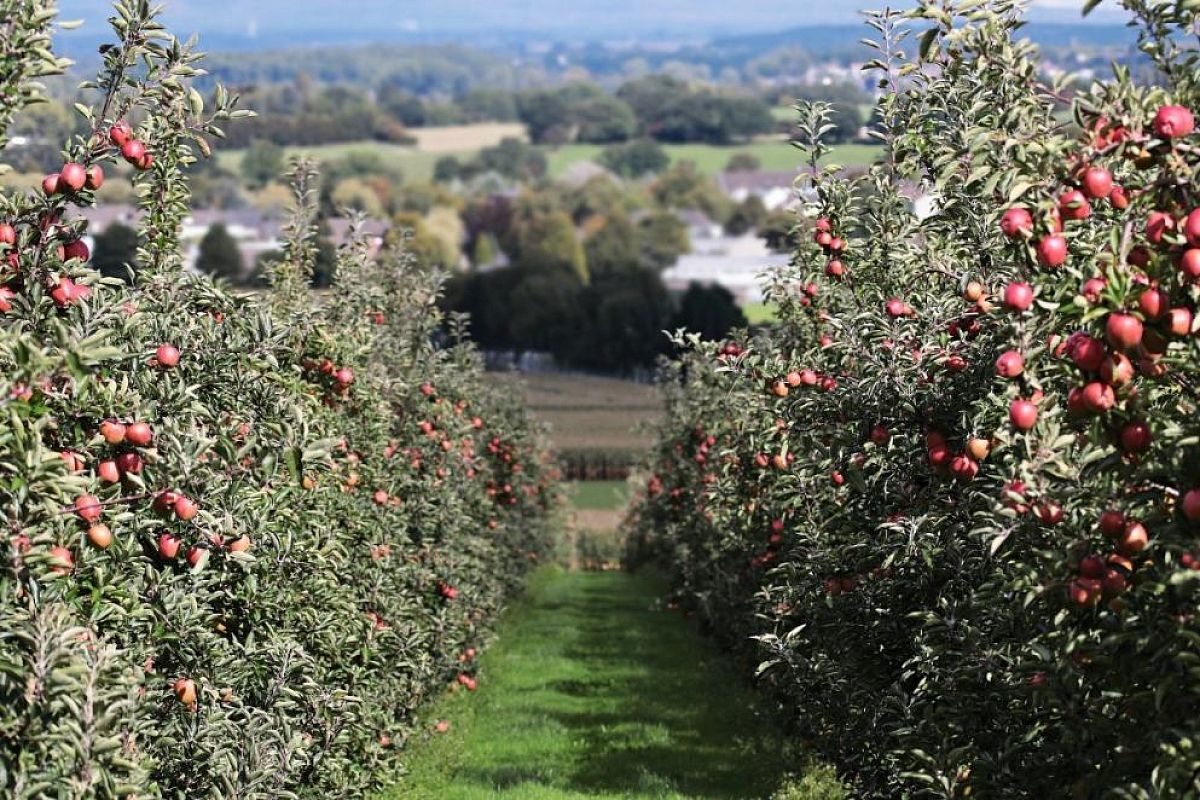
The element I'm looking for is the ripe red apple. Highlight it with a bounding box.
[1166,307,1193,336]
[1098,509,1125,538]
[173,677,197,707]
[1105,313,1143,350]
[1059,189,1091,221]
[87,524,113,549]
[49,276,76,307]
[125,422,153,447]
[59,162,86,193]
[121,139,146,163]
[186,546,207,569]
[1035,500,1063,526]
[109,121,132,146]
[1000,207,1033,239]
[155,344,180,368]
[434,720,451,733]
[1003,282,1034,311]
[74,494,102,523]
[1068,578,1102,608]
[1117,520,1149,555]
[1153,104,1195,138]
[158,533,181,559]
[1080,381,1115,413]
[995,350,1024,379]
[49,545,74,575]
[1009,399,1038,431]
[62,238,89,262]
[966,437,990,460]
[41,173,61,196]
[173,496,198,521]
[1081,167,1113,199]
[870,425,890,445]
[1102,568,1127,597]
[152,491,179,516]
[1036,235,1068,268]
[116,452,144,475]
[1079,553,1106,579]
[1119,420,1152,453]
[1099,353,1133,387]
[1182,489,1200,522]
[1183,208,1200,247]
[825,259,845,278]
[228,535,252,552]
[1137,287,1169,320]
[97,459,121,484]
[885,298,907,318]
[99,420,126,445]
[950,453,979,482]
[1147,211,1175,246]
[334,367,354,386]
[1081,277,1107,303]
[1109,185,1129,209]
[0,222,15,245]
[85,165,104,191]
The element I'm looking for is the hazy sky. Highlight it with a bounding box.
[56,0,1130,42]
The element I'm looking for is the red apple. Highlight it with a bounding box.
[1153,104,1195,138]
[97,459,121,484]
[1080,381,1115,413]
[1036,235,1068,267]
[1106,313,1143,350]
[1000,207,1033,239]
[116,452,143,475]
[41,173,61,196]
[1059,189,1091,221]
[1147,211,1175,245]
[1109,185,1129,210]
[1181,489,1200,522]
[1099,353,1133,387]
[1119,420,1152,453]
[173,496,198,521]
[1009,399,1038,431]
[1117,520,1149,555]
[109,121,132,146]
[995,350,1025,379]
[121,139,146,163]
[99,420,126,445]
[1185,208,1200,247]
[74,494,102,523]
[0,223,15,245]
[59,163,86,193]
[173,677,197,707]
[1035,500,1063,526]
[1081,167,1113,199]
[155,344,180,368]
[158,533,181,560]
[1166,307,1193,337]
[49,545,74,575]
[125,422,153,447]
[85,165,104,191]
[1003,281,1034,311]
[87,524,113,549]
[1068,334,1106,372]
[1138,287,1169,320]
[1179,249,1200,279]
[1099,510,1126,538]
[1079,554,1106,579]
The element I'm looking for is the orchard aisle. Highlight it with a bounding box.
[382,567,828,800]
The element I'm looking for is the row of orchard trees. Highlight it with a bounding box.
[0,2,556,797]
[628,1,1200,796]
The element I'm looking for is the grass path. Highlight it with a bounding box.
[381,568,834,799]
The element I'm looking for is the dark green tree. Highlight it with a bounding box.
[195,223,245,283]
[90,222,140,283]
[635,211,690,271]
[725,195,768,237]
[599,138,669,178]
[240,139,285,188]
[673,281,747,340]
[725,151,762,172]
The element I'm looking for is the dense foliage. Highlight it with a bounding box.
[0,3,556,797]
[628,1,1200,796]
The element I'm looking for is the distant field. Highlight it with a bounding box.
[215,124,882,184]
[494,372,660,455]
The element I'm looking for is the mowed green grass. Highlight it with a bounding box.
[742,302,779,325]
[566,480,630,512]
[379,568,831,800]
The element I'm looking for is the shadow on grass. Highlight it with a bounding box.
[437,570,790,799]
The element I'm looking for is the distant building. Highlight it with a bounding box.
[662,233,789,304]
[715,170,798,210]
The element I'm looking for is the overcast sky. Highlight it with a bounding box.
[55,0,1129,42]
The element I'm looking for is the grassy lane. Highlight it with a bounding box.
[381,568,839,799]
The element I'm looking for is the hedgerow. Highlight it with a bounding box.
[0,2,555,797]
[628,2,1200,796]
